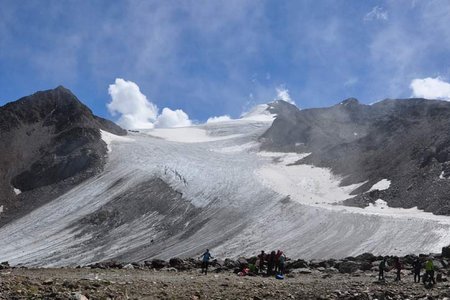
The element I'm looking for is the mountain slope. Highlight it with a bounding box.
[0,86,126,227]
[0,94,449,267]
[261,98,450,215]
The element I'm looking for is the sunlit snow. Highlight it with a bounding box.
[368,179,391,192]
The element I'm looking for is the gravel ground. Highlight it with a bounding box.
[1,268,449,299]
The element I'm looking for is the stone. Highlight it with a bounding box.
[70,292,89,300]
[151,259,167,269]
[338,261,360,274]
[442,246,450,258]
[169,257,184,269]
[122,263,134,270]
[287,259,309,269]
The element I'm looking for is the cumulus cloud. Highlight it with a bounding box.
[155,108,192,128]
[206,115,232,123]
[107,78,191,129]
[410,77,450,100]
[275,86,295,105]
[364,6,388,22]
[107,78,158,129]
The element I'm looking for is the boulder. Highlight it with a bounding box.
[224,259,239,269]
[0,261,9,269]
[237,257,248,267]
[355,253,376,262]
[286,259,309,269]
[338,261,361,274]
[169,257,186,270]
[360,261,373,271]
[70,292,89,300]
[148,259,167,269]
[443,246,450,258]
[434,260,445,270]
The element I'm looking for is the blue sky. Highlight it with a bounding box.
[1,0,450,127]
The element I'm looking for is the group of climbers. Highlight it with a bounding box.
[378,255,437,286]
[201,249,439,286]
[256,250,286,277]
[200,249,287,278]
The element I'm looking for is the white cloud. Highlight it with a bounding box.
[410,77,450,100]
[206,115,232,123]
[107,78,191,129]
[107,78,158,129]
[155,108,192,128]
[275,86,295,105]
[364,6,388,22]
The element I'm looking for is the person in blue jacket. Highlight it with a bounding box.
[200,249,214,275]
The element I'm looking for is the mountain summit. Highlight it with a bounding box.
[0,86,126,226]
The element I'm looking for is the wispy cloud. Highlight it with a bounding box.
[275,86,295,105]
[364,6,388,22]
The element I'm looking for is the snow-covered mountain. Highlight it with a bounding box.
[0,87,449,266]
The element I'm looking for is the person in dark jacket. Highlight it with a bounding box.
[378,257,387,281]
[394,257,402,281]
[267,251,276,276]
[413,258,422,283]
[257,251,265,274]
[200,249,213,275]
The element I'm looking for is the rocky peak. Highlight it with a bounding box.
[0,87,126,227]
[339,98,360,107]
[266,99,299,120]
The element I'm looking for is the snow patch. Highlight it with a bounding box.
[145,127,243,143]
[100,130,134,153]
[256,152,361,205]
[368,179,391,192]
[13,188,21,195]
[240,104,276,122]
[361,199,450,221]
[0,205,3,213]
[440,171,446,179]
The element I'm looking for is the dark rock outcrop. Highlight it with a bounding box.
[260,98,450,215]
[0,86,126,227]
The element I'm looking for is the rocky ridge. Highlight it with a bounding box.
[260,98,450,215]
[0,86,126,227]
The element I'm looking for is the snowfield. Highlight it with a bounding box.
[0,116,449,266]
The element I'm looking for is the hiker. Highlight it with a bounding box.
[413,258,422,283]
[278,252,286,275]
[394,257,401,281]
[378,257,387,281]
[200,249,213,275]
[257,251,265,274]
[274,250,283,273]
[424,257,436,285]
[267,251,276,276]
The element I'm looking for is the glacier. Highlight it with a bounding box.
[0,117,449,267]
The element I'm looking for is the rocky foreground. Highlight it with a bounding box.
[1,250,450,300]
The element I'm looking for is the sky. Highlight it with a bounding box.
[1,0,450,128]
